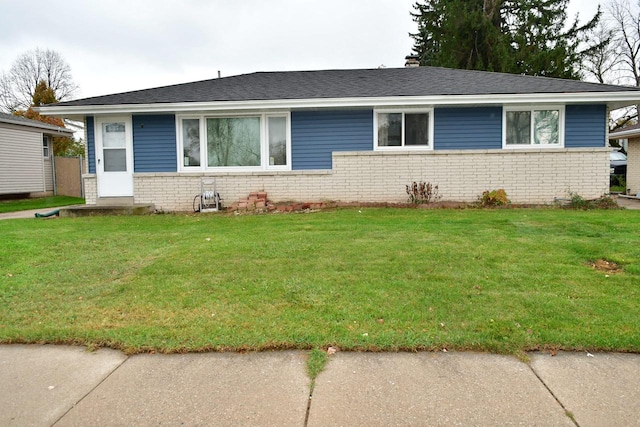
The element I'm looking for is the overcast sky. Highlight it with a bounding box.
[0,0,602,101]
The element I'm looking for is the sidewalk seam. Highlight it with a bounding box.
[527,362,580,427]
[50,352,130,427]
[304,381,314,427]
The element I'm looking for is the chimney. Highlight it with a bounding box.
[405,55,420,68]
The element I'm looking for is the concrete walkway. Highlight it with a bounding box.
[1,346,638,426]
[0,207,69,220]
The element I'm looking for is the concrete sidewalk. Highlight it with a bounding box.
[1,346,639,426]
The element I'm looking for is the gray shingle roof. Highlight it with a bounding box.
[53,66,640,107]
[0,112,74,134]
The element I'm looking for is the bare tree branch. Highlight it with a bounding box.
[0,47,78,112]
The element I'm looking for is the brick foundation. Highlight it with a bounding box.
[82,148,610,211]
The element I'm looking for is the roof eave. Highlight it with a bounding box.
[0,117,75,135]
[609,128,640,139]
[37,91,640,118]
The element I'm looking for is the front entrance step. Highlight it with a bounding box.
[59,204,155,217]
[95,197,135,206]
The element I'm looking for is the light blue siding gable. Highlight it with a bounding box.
[564,104,606,148]
[86,116,95,174]
[132,115,177,172]
[291,110,373,170]
[434,107,502,150]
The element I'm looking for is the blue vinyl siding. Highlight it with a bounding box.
[86,116,95,174]
[434,107,502,150]
[132,115,177,172]
[291,110,373,170]
[564,104,606,148]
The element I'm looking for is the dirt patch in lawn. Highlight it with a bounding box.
[589,259,622,273]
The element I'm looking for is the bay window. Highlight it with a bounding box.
[178,113,290,171]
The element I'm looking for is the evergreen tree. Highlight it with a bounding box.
[410,0,600,79]
[411,0,510,71]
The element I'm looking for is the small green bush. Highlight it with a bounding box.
[478,189,509,207]
[566,192,618,210]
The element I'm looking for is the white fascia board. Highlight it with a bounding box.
[609,128,640,139]
[37,91,640,117]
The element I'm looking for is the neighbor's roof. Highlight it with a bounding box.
[609,123,640,139]
[0,112,74,135]
[40,67,640,117]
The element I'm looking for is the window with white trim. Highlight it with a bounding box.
[43,135,51,158]
[504,106,564,147]
[177,113,290,171]
[375,109,432,149]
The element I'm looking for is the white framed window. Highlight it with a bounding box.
[503,106,564,148]
[374,109,433,150]
[180,117,202,168]
[43,135,51,158]
[177,112,291,172]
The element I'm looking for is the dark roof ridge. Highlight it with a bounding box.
[48,66,640,108]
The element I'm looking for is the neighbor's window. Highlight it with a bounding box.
[42,136,50,158]
[505,108,562,146]
[377,111,431,148]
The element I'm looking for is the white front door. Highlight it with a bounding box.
[96,117,133,197]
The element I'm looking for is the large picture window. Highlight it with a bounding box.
[375,110,432,149]
[504,107,563,147]
[178,113,290,171]
[207,117,261,167]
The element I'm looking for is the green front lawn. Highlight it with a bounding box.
[1,208,639,355]
[0,196,84,213]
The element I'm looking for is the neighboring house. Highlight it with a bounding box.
[610,124,640,196]
[0,112,74,197]
[39,66,640,211]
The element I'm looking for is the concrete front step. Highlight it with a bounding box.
[59,204,155,217]
[95,197,135,206]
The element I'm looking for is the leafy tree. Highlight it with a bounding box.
[0,48,77,112]
[13,80,84,157]
[410,0,601,79]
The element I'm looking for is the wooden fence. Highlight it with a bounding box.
[54,156,84,198]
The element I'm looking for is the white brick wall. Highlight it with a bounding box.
[84,148,610,211]
[83,175,97,204]
[627,138,640,197]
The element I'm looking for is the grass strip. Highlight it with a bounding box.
[0,196,84,213]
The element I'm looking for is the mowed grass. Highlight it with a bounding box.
[1,208,639,355]
[0,196,84,213]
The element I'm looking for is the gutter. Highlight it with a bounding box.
[36,92,640,118]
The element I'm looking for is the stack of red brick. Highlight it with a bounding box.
[227,192,328,213]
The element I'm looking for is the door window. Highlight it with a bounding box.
[102,122,127,172]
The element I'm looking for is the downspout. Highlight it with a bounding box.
[41,134,46,193]
[79,154,85,198]
[52,150,57,196]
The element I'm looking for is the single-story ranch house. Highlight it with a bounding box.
[39,66,640,211]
